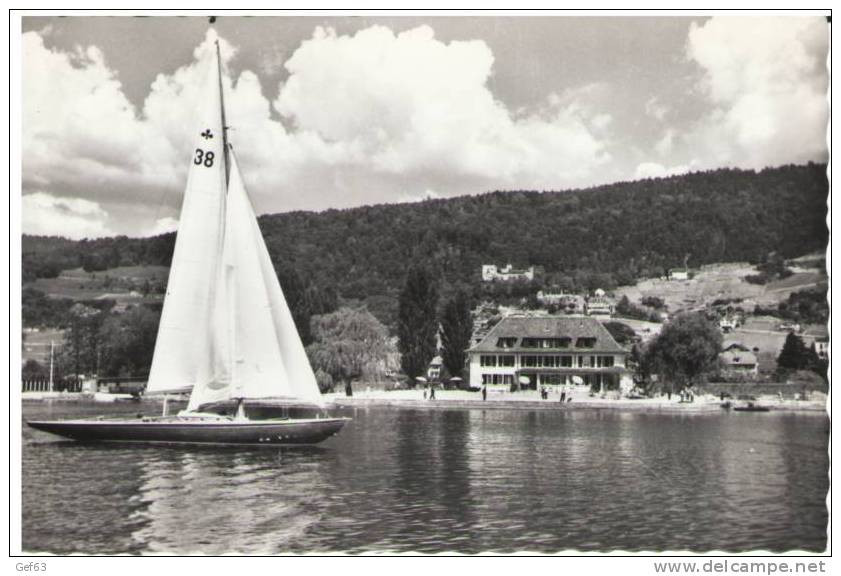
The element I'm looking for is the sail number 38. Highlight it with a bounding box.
[194,148,215,167]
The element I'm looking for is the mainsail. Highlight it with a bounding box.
[148,48,324,411]
[146,55,228,396]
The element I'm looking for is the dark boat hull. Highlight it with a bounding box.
[27,417,350,445]
[733,406,771,412]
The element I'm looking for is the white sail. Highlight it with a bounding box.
[186,150,324,410]
[146,56,228,395]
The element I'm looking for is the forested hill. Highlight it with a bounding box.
[23,162,828,307]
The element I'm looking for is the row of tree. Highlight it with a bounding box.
[29,304,162,382]
[397,265,474,385]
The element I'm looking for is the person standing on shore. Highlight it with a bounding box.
[560,388,567,403]
[482,385,487,401]
[430,386,436,400]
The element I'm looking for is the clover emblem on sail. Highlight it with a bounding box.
[201,129,213,139]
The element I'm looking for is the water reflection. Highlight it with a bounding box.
[22,402,828,554]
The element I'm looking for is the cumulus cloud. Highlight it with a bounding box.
[145,217,179,237]
[22,192,112,239]
[654,129,676,156]
[275,25,611,186]
[644,97,669,121]
[23,25,615,237]
[685,16,828,169]
[633,162,691,180]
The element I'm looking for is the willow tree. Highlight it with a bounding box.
[307,307,390,394]
[397,265,439,386]
[646,313,722,391]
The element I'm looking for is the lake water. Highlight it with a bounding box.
[21,402,828,554]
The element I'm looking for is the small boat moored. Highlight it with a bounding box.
[729,395,771,412]
[733,403,771,412]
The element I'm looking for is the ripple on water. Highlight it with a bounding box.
[21,404,829,554]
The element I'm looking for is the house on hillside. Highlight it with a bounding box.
[585,289,614,318]
[802,326,829,360]
[482,264,535,282]
[467,315,632,393]
[719,342,759,377]
[815,337,829,360]
[668,269,689,281]
[719,316,738,333]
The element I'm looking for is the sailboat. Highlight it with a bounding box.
[27,43,349,445]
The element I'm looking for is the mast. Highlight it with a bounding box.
[215,39,230,185]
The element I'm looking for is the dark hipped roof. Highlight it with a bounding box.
[469,315,626,354]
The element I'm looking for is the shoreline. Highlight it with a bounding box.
[21,390,827,415]
[328,396,827,414]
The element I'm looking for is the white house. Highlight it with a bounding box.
[585,289,614,318]
[719,317,737,333]
[719,342,758,377]
[427,355,443,381]
[467,316,632,393]
[482,264,535,282]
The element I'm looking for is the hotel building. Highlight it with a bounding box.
[468,316,632,392]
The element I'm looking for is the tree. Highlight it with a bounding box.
[776,332,818,372]
[98,306,161,377]
[439,290,473,379]
[277,266,313,345]
[60,303,105,378]
[307,307,391,394]
[646,313,722,391]
[397,265,439,385]
[22,359,48,380]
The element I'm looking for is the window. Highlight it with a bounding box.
[561,356,572,367]
[522,355,538,367]
[600,356,614,367]
[576,337,597,348]
[483,374,512,385]
[496,337,517,349]
[499,355,515,367]
[480,355,497,367]
[522,338,539,348]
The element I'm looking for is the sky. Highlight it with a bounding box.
[20,15,829,239]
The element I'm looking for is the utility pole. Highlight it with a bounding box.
[49,340,54,393]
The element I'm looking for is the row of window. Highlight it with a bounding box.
[480,355,516,367]
[481,374,614,387]
[496,337,598,349]
[482,374,515,385]
[480,354,617,368]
